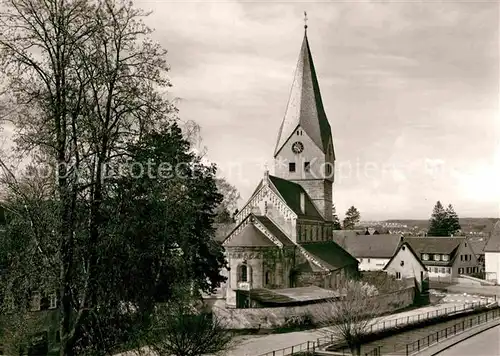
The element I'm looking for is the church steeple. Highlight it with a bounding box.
[273,20,335,222]
[274,22,334,158]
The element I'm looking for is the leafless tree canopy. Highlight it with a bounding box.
[315,279,391,356]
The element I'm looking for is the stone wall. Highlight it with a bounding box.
[213,287,415,329]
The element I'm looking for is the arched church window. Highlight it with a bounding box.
[239,265,248,282]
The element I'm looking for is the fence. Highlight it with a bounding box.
[257,300,491,356]
[365,346,382,356]
[404,307,500,355]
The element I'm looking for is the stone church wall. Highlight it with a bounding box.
[213,287,415,329]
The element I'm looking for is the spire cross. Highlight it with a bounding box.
[304,11,308,30]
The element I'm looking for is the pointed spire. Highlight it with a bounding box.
[274,20,333,157]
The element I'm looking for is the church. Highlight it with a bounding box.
[221,25,360,309]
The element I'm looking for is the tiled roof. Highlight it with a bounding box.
[238,288,295,304]
[269,175,323,220]
[239,286,338,305]
[403,237,463,260]
[485,221,500,252]
[332,233,402,258]
[274,32,333,157]
[468,238,487,255]
[253,215,294,246]
[300,240,358,271]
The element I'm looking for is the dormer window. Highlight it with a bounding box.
[442,254,449,261]
[422,254,429,261]
[433,254,441,261]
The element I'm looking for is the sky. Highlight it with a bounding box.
[134,0,500,221]
[1,0,497,221]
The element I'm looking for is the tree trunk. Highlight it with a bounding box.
[350,344,361,356]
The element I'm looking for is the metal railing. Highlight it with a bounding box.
[405,307,500,355]
[364,346,382,356]
[257,300,492,356]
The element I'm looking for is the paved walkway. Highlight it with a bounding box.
[114,301,490,356]
[430,290,497,304]
[436,323,500,356]
[229,301,486,356]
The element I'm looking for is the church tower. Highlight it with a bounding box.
[273,22,335,222]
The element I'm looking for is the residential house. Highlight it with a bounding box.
[485,221,500,284]
[403,237,480,282]
[332,233,403,271]
[383,241,428,292]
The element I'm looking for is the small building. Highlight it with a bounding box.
[484,221,500,284]
[403,237,480,283]
[333,233,402,271]
[383,241,428,292]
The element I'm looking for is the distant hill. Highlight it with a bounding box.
[384,218,499,234]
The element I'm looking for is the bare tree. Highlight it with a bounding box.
[147,301,235,356]
[316,279,387,356]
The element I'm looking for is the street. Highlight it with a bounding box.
[437,324,500,355]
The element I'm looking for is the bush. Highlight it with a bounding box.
[283,312,314,329]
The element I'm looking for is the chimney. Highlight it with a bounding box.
[300,192,305,214]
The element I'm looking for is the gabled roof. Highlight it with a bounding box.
[223,223,276,247]
[332,233,402,259]
[468,238,487,255]
[383,242,428,272]
[268,175,323,220]
[222,214,294,248]
[403,237,464,263]
[274,30,333,157]
[300,241,358,271]
[485,221,500,252]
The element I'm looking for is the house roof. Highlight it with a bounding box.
[332,233,402,258]
[468,238,487,255]
[274,31,333,157]
[268,175,323,220]
[238,286,338,305]
[485,221,500,252]
[383,242,428,272]
[300,240,359,271]
[403,237,463,264]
